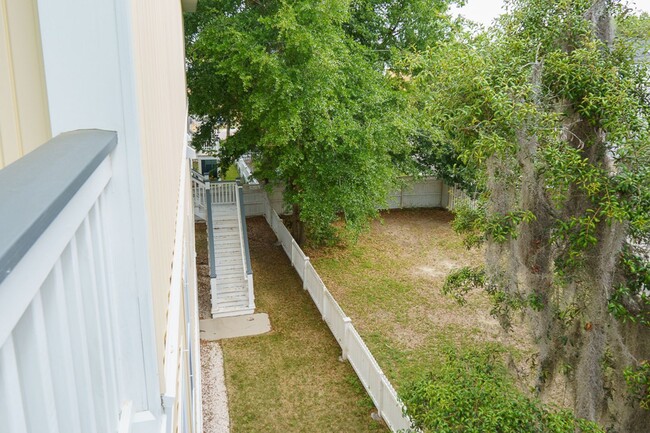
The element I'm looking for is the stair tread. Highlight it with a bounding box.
[213,304,252,313]
[217,286,247,294]
[215,254,242,260]
[215,248,242,254]
[215,301,250,309]
[215,263,244,269]
[216,276,246,284]
[216,269,245,276]
[213,233,239,238]
[216,292,247,300]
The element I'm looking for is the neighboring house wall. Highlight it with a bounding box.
[0,0,50,168]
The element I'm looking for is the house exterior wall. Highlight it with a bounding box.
[130,0,191,387]
[0,0,201,431]
[0,0,50,168]
[34,0,162,420]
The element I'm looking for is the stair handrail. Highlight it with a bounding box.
[205,181,217,281]
[237,184,255,310]
[234,182,249,281]
[190,167,207,184]
[237,185,253,276]
[191,170,207,213]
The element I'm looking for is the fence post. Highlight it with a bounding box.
[321,288,327,321]
[378,373,386,419]
[291,240,296,268]
[341,317,352,361]
[303,257,309,289]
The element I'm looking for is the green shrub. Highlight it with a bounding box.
[401,346,604,433]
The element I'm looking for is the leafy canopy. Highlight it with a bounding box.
[185,0,455,243]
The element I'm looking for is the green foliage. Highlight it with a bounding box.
[409,0,649,260]
[344,0,461,66]
[624,360,650,410]
[442,266,486,304]
[443,265,546,329]
[409,2,649,424]
[185,0,455,243]
[401,345,605,433]
[450,202,485,248]
[616,11,650,61]
[450,201,535,247]
[411,130,481,194]
[608,247,650,326]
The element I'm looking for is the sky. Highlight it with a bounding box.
[450,0,650,27]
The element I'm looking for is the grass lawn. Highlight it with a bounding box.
[305,208,535,392]
[195,219,388,433]
[223,164,239,181]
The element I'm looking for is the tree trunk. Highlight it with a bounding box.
[291,203,306,245]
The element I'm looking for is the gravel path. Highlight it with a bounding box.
[196,223,230,433]
[200,340,230,433]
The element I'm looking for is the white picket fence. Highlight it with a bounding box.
[258,194,413,433]
[446,187,478,211]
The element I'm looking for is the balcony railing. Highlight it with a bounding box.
[0,130,121,433]
[0,130,201,433]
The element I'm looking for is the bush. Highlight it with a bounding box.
[401,346,604,433]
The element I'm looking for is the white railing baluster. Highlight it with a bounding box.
[11,296,58,433]
[0,337,29,433]
[207,181,240,205]
[81,216,116,425]
[63,241,100,433]
[74,227,111,429]
[88,202,120,411]
[49,262,83,433]
[30,292,61,432]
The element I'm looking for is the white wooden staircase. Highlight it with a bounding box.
[192,172,255,318]
[211,202,253,317]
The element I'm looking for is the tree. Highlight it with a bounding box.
[343,0,462,66]
[411,0,650,431]
[185,0,421,244]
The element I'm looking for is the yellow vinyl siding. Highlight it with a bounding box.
[0,0,50,168]
[130,0,189,391]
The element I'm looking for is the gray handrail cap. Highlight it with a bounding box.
[0,129,117,285]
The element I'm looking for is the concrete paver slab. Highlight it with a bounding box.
[200,313,271,340]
